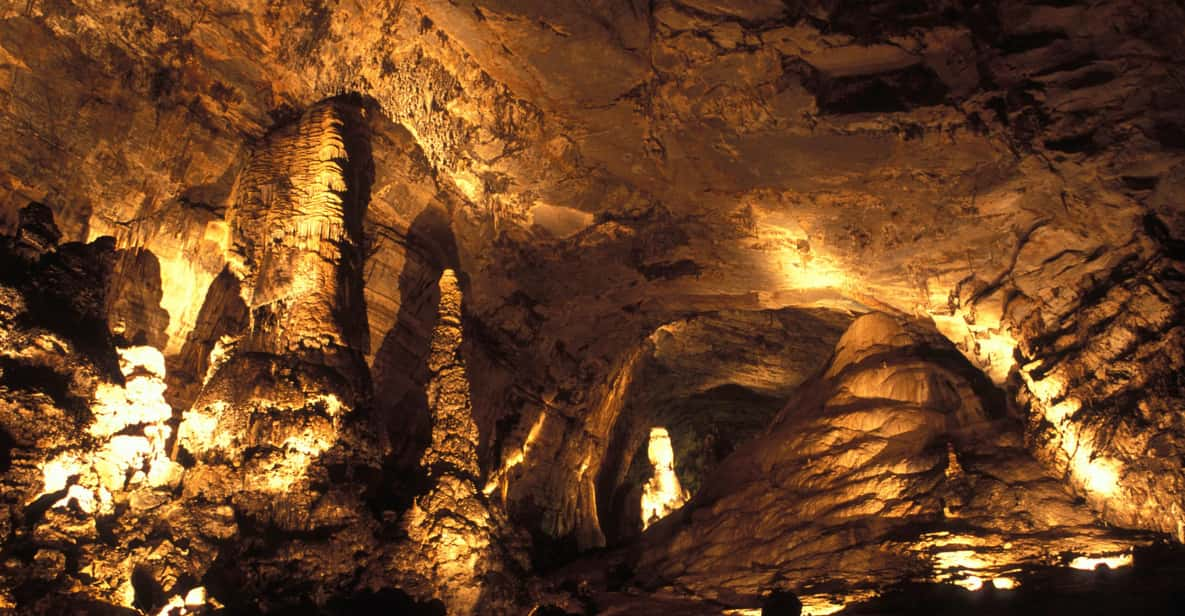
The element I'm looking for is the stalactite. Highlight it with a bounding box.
[224,102,364,358]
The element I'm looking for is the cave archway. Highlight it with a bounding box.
[594,307,854,545]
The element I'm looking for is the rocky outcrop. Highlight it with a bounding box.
[632,313,1153,610]
[1015,249,1185,540]
[170,101,383,610]
[0,207,219,614]
[1,0,1185,613]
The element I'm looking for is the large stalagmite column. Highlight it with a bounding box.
[391,268,513,615]
[420,269,481,478]
[225,102,368,361]
[178,100,370,503]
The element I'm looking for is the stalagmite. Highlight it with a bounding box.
[640,426,690,530]
[391,268,510,615]
[3,2,1185,614]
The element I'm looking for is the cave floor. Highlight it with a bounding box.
[559,542,1185,616]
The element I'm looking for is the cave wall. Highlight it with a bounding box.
[0,0,1184,613]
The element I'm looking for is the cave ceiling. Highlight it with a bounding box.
[1,0,1185,614]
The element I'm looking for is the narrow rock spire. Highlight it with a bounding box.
[396,268,501,615]
[420,268,481,479]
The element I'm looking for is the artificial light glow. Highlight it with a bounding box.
[916,533,1026,592]
[1044,398,1081,426]
[483,410,547,503]
[933,548,990,591]
[1019,363,1125,502]
[799,591,878,615]
[36,346,180,511]
[776,244,849,291]
[155,586,211,616]
[204,336,236,384]
[991,576,1019,590]
[954,575,984,592]
[640,427,690,530]
[1059,421,1122,498]
[1020,367,1066,406]
[90,345,173,438]
[54,484,98,513]
[41,453,83,494]
[1069,552,1133,570]
[930,305,1018,385]
[1076,453,1121,497]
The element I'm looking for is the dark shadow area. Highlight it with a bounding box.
[812,64,950,115]
[762,590,803,616]
[325,589,446,615]
[0,203,121,380]
[331,94,376,360]
[131,564,166,614]
[106,247,169,350]
[0,426,12,473]
[366,204,459,514]
[0,357,89,419]
[166,267,248,411]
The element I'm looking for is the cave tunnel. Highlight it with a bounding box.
[2,1,1185,615]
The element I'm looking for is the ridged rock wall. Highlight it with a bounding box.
[0,0,1184,612]
[633,312,1154,610]
[1015,247,1185,539]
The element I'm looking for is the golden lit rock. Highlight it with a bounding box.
[640,426,690,530]
[2,2,1185,613]
[386,268,524,615]
[632,313,1160,608]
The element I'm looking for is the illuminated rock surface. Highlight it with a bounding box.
[379,269,527,614]
[632,312,1155,606]
[0,0,1184,614]
[640,427,690,531]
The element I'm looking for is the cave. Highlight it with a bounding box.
[2,1,1185,615]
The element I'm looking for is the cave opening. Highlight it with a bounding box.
[594,307,853,546]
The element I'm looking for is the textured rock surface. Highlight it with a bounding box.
[630,312,1152,609]
[376,269,527,614]
[1,0,1184,613]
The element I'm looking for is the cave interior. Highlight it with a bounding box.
[2,1,1185,615]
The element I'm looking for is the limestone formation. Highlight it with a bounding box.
[639,427,690,531]
[1,1,1185,614]
[632,313,1151,609]
[385,269,521,614]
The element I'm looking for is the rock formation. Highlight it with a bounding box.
[639,427,690,531]
[382,268,524,614]
[1,1,1185,614]
[633,312,1148,610]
